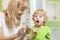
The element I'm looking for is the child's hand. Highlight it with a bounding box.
[33,28,38,35]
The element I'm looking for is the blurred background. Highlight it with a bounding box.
[0,0,60,40]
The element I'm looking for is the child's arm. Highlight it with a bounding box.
[27,32,36,40]
[46,28,51,40]
[27,28,37,40]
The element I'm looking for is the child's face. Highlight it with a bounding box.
[33,12,44,26]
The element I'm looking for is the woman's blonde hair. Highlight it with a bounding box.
[33,9,48,26]
[3,0,28,28]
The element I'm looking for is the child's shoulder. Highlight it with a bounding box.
[44,25,49,28]
[43,26,50,30]
[44,26,51,31]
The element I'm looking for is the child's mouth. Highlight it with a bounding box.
[36,20,39,23]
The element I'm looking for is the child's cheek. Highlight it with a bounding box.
[34,17,37,20]
[39,18,44,21]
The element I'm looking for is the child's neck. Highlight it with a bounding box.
[35,25,43,28]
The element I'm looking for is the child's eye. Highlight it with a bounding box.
[34,16,37,17]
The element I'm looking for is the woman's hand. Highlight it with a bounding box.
[16,25,31,40]
[17,28,26,37]
[17,25,31,37]
[26,26,31,34]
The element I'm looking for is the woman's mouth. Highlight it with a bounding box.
[17,12,22,16]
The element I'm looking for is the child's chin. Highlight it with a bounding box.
[36,23,40,25]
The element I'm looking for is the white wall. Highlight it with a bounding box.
[45,1,60,21]
[36,0,45,10]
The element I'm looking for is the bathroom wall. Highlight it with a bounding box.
[46,0,60,40]
[46,0,60,27]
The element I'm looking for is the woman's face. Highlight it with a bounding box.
[17,10,23,19]
[17,0,28,19]
[17,0,28,11]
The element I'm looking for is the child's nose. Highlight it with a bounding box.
[37,16,39,19]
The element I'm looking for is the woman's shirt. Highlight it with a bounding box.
[0,12,20,37]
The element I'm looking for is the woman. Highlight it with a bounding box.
[0,0,30,40]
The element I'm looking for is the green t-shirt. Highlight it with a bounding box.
[26,26,51,40]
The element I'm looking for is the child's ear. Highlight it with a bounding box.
[43,17,47,26]
[32,14,34,20]
[42,17,44,21]
[43,18,45,23]
[32,17,34,20]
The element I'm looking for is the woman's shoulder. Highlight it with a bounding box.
[0,11,5,19]
[0,11,5,27]
[0,11,4,16]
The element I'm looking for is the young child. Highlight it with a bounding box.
[26,9,51,40]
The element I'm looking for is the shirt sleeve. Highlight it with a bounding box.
[46,27,51,39]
